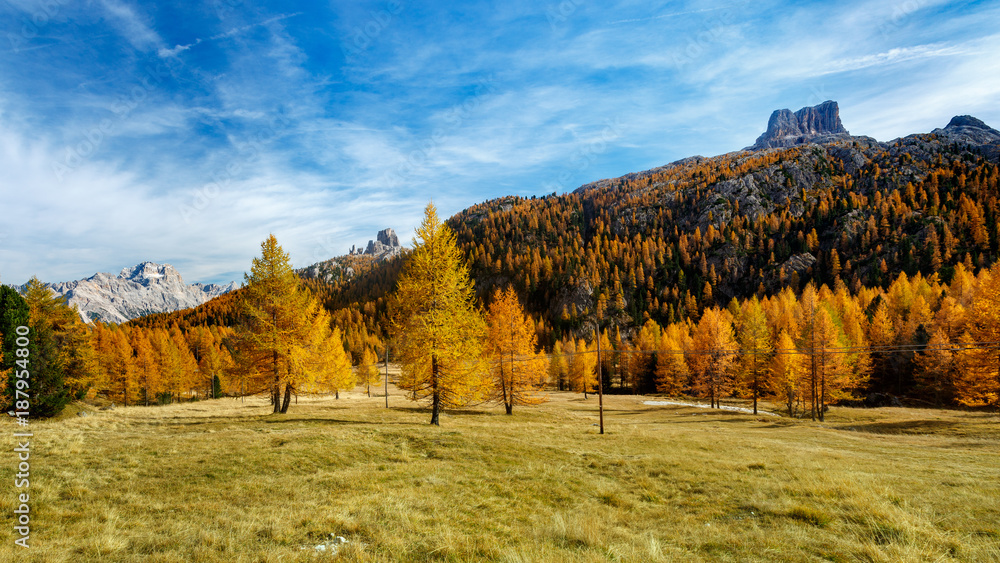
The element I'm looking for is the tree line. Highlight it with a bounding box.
[3,197,1000,419]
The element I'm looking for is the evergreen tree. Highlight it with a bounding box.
[1,286,31,410]
[22,278,79,417]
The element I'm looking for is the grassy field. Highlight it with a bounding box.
[2,384,999,562]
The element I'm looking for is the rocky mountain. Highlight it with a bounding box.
[43,262,236,324]
[303,102,998,341]
[299,228,405,283]
[750,100,851,149]
[931,115,1000,153]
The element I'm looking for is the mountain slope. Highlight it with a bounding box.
[315,103,999,343]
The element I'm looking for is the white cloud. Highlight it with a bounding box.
[98,0,164,53]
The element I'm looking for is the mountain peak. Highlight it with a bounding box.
[751,100,850,149]
[932,115,1000,146]
[118,261,180,282]
[946,115,991,130]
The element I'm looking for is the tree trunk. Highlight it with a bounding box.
[272,350,281,413]
[500,357,510,414]
[819,353,826,422]
[280,383,292,413]
[505,402,512,415]
[430,355,441,426]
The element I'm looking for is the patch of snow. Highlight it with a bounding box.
[643,400,777,416]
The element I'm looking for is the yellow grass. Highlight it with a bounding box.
[1,386,998,562]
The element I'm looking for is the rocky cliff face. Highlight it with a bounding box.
[364,228,402,259]
[43,262,236,324]
[751,100,850,149]
[299,228,405,283]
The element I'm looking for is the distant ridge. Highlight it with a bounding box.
[40,262,236,324]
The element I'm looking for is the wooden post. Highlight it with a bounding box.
[595,323,604,435]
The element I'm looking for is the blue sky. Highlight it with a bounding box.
[1,0,998,286]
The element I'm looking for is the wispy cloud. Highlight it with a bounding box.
[818,42,971,76]
[158,12,303,58]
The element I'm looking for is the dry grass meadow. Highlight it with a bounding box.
[2,380,999,562]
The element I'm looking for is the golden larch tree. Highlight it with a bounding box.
[485,286,547,414]
[392,203,487,425]
[548,339,569,391]
[359,347,382,397]
[736,296,772,415]
[569,338,598,396]
[953,264,1000,408]
[689,307,737,408]
[297,300,353,397]
[655,322,690,395]
[130,329,161,405]
[235,234,337,413]
[769,330,806,416]
[913,328,956,406]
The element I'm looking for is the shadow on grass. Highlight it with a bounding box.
[835,419,964,435]
[385,406,500,417]
[262,417,414,426]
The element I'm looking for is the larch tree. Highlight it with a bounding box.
[151,328,185,403]
[298,300,353,397]
[736,296,772,415]
[95,324,136,406]
[548,339,568,391]
[359,347,381,397]
[485,286,547,414]
[569,338,598,396]
[953,264,1000,408]
[655,323,690,396]
[235,234,334,413]
[769,330,806,416]
[913,328,956,406]
[689,307,737,408]
[812,305,848,421]
[130,329,160,406]
[392,203,487,425]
